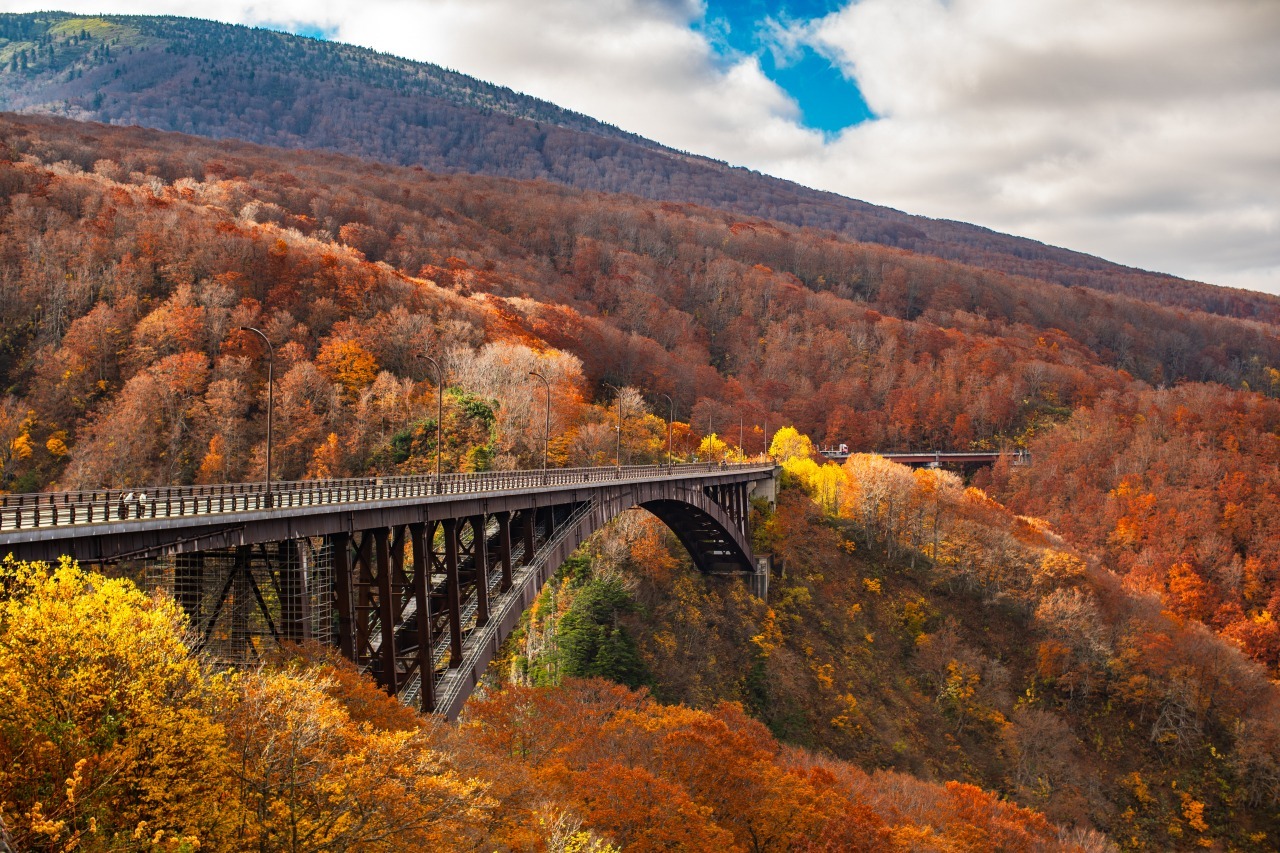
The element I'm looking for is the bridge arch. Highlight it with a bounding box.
[423,478,768,717]
[535,482,757,579]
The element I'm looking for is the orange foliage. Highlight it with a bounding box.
[316,337,379,399]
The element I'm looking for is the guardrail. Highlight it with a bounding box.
[817,449,1030,464]
[0,461,774,532]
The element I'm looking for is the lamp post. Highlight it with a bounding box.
[416,354,445,489]
[603,383,623,471]
[529,371,550,481]
[239,326,274,507]
[660,393,674,468]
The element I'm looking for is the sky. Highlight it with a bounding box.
[5,0,1280,293]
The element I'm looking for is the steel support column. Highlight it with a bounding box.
[470,514,490,627]
[375,528,399,693]
[522,507,536,566]
[331,531,354,658]
[354,532,374,664]
[496,510,513,592]
[443,518,463,668]
[174,551,203,625]
[231,545,251,651]
[409,522,436,712]
[279,538,307,643]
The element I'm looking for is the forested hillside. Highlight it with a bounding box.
[501,433,1280,849]
[3,112,1280,849]
[1,112,1279,679]
[2,553,1104,852]
[1,11,1276,323]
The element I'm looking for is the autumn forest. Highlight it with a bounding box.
[2,12,1280,853]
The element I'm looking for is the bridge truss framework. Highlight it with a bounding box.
[2,463,776,718]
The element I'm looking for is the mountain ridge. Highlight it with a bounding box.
[3,10,1277,323]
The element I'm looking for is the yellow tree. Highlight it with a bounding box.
[697,432,730,461]
[767,426,814,464]
[221,666,491,852]
[0,556,234,851]
[840,454,915,556]
[0,397,34,486]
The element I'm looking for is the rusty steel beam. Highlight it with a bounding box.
[470,515,490,628]
[443,518,463,668]
[331,531,354,658]
[497,511,513,592]
[409,521,436,712]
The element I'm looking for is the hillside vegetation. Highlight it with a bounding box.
[508,433,1280,849]
[0,113,1279,679]
[1,554,1099,852]
[2,11,1276,322]
[2,112,1280,849]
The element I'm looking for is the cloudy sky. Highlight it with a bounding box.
[7,0,1280,293]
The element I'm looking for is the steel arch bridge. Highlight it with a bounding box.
[0,462,777,719]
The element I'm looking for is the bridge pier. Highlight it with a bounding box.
[468,515,490,628]
[496,511,513,592]
[174,551,203,626]
[443,518,463,670]
[278,538,308,643]
[409,521,436,712]
[375,527,398,693]
[331,531,354,658]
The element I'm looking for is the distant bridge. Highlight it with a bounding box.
[0,462,776,719]
[817,448,1030,467]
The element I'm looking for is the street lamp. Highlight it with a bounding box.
[416,354,445,488]
[529,371,550,481]
[603,383,623,470]
[239,327,274,507]
[660,393,674,468]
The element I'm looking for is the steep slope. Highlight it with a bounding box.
[3,112,1280,682]
[1,555,1094,853]
[2,112,1279,473]
[1,11,1276,323]
[506,457,1280,850]
[1,94,1279,851]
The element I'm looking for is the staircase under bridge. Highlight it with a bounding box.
[0,462,777,719]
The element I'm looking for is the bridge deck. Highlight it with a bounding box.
[817,450,1028,465]
[0,461,775,563]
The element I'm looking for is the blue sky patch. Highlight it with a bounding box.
[697,0,874,134]
[261,21,338,42]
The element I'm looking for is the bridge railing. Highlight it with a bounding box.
[0,461,774,533]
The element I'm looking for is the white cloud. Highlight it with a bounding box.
[3,0,1278,292]
[783,0,1280,291]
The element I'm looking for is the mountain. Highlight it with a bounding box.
[2,110,1279,686]
[2,14,1280,849]
[2,10,1277,324]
